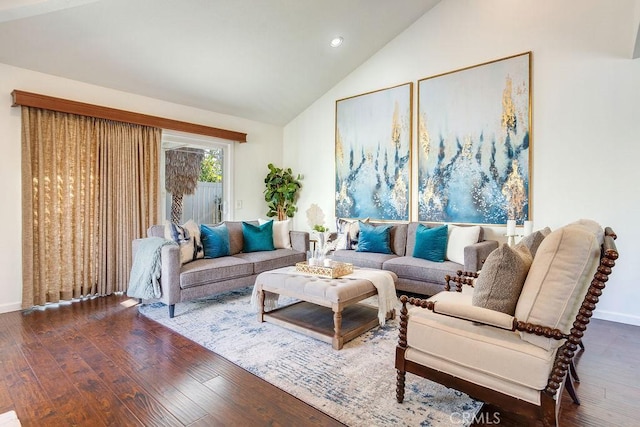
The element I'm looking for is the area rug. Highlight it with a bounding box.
[138,288,482,426]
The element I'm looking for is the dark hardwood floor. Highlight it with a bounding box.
[0,294,638,426]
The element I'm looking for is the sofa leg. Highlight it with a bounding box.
[169,304,175,318]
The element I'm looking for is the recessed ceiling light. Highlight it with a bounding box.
[330,37,344,48]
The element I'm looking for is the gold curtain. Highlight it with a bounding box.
[21,107,160,308]
[95,120,159,296]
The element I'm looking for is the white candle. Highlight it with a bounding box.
[506,220,516,237]
[524,221,533,236]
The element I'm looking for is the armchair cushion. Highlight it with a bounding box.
[515,223,601,350]
[406,291,556,403]
[472,244,532,315]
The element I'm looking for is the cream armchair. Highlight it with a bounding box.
[395,221,618,427]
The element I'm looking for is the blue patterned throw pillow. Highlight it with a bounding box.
[242,221,275,252]
[413,224,448,262]
[164,219,204,264]
[335,218,369,250]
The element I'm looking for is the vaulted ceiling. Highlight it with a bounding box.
[0,0,440,125]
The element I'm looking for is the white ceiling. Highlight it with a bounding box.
[0,0,440,125]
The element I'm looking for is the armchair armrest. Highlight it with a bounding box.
[432,299,515,330]
[464,240,499,272]
[444,270,478,292]
[401,295,571,340]
[290,230,310,253]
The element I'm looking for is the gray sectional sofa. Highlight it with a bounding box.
[133,221,309,317]
[331,221,498,296]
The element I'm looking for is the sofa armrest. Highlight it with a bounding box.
[464,240,499,272]
[159,244,181,306]
[290,230,310,253]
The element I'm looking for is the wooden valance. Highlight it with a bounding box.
[11,90,247,143]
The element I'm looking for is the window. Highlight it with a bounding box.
[161,131,234,224]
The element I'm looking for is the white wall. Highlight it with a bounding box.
[0,62,283,313]
[284,0,640,325]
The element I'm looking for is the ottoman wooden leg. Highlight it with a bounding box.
[258,290,265,322]
[333,309,343,350]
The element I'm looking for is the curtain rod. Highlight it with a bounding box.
[11,90,247,143]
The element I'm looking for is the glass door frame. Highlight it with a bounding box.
[160,130,234,223]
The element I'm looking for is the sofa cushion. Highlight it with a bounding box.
[147,224,165,238]
[179,257,254,289]
[200,223,230,259]
[224,221,246,255]
[356,222,393,254]
[242,221,275,253]
[383,256,461,286]
[514,223,601,351]
[413,224,448,262]
[332,249,397,270]
[259,218,292,249]
[234,249,306,274]
[472,244,532,315]
[446,224,481,264]
[370,221,408,256]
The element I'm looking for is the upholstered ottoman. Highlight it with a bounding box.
[252,266,397,349]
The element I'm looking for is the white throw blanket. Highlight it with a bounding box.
[251,267,398,326]
[346,268,398,325]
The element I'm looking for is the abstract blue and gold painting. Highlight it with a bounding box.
[335,83,412,220]
[417,52,531,224]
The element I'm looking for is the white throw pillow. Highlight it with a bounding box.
[259,218,291,249]
[446,224,481,265]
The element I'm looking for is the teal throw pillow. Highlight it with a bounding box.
[356,221,393,254]
[413,224,448,262]
[200,224,230,259]
[242,221,275,252]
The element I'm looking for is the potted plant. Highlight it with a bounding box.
[264,163,302,221]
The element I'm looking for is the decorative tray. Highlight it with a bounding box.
[295,261,353,279]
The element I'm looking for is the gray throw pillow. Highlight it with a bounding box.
[472,244,533,315]
[515,227,551,258]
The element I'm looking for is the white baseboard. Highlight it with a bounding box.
[0,301,22,314]
[593,309,640,326]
